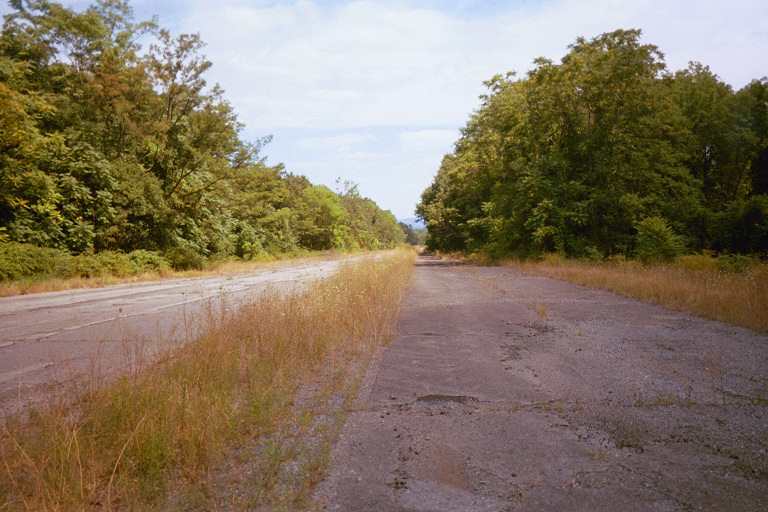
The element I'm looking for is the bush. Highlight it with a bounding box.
[540,252,566,265]
[164,246,206,271]
[583,245,604,262]
[0,242,71,280]
[674,252,753,273]
[674,252,718,272]
[68,251,135,278]
[0,244,175,281]
[715,253,753,273]
[128,250,171,273]
[635,217,684,264]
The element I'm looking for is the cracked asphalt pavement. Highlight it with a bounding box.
[0,258,351,411]
[315,256,768,511]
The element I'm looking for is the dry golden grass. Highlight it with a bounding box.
[0,249,416,511]
[508,257,768,332]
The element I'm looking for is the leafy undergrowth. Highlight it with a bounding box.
[508,254,768,332]
[0,242,353,297]
[0,249,416,511]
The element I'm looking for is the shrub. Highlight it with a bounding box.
[0,242,71,280]
[164,246,206,271]
[69,251,135,278]
[674,252,754,274]
[635,217,684,264]
[674,252,718,272]
[540,252,566,265]
[128,250,171,273]
[715,253,753,273]
[583,245,604,262]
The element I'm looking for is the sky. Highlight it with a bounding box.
[2,0,767,220]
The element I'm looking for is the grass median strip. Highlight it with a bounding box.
[1,249,416,511]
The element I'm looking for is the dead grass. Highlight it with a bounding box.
[507,257,768,332]
[0,249,416,511]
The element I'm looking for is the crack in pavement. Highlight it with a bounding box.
[314,256,768,511]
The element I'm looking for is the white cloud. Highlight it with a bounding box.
[180,0,768,133]
[398,129,458,154]
[182,1,482,130]
[7,0,763,132]
[296,133,375,152]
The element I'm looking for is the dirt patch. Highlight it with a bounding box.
[314,256,768,511]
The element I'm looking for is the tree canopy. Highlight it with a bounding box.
[417,29,768,259]
[0,0,405,260]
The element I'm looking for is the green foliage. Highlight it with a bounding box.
[233,222,264,259]
[398,222,423,245]
[714,254,753,273]
[296,185,349,250]
[163,246,206,271]
[417,29,767,258]
[0,242,170,280]
[674,253,718,272]
[69,251,135,278]
[674,252,754,274]
[714,195,768,254]
[0,242,68,280]
[634,217,684,263]
[583,245,605,262]
[0,1,401,271]
[127,249,171,273]
[337,183,405,250]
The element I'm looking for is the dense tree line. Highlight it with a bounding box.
[417,29,768,260]
[0,0,404,262]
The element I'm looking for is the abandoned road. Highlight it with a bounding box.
[0,257,351,410]
[315,256,768,511]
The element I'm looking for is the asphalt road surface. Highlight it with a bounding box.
[315,256,768,511]
[0,258,350,411]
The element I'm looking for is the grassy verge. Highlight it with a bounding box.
[0,249,416,510]
[506,255,768,332]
